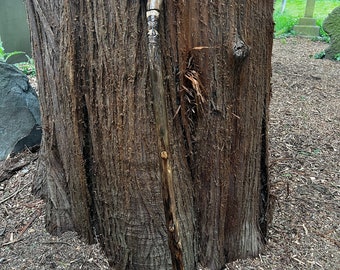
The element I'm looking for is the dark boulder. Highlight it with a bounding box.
[0,62,41,160]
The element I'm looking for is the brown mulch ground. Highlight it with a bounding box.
[0,37,339,269]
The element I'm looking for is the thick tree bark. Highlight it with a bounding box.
[26,0,273,269]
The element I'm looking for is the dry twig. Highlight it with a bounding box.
[1,209,41,247]
[0,182,31,204]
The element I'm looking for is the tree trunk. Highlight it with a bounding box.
[26,0,273,269]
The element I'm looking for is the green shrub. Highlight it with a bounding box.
[274,0,340,38]
[274,12,298,37]
[314,51,326,59]
[0,36,35,75]
[0,37,25,62]
[15,56,36,76]
[334,53,340,61]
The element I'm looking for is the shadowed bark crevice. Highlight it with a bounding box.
[81,100,98,243]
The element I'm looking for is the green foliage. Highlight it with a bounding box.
[0,37,25,62]
[274,12,298,37]
[15,56,36,76]
[314,51,326,59]
[333,53,340,61]
[0,36,36,75]
[315,18,332,42]
[314,51,340,61]
[311,34,330,43]
[274,0,340,38]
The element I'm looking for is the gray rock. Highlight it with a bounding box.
[0,62,41,160]
[323,6,340,60]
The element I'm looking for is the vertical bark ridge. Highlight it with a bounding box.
[26,0,61,200]
[28,1,173,268]
[82,2,173,268]
[27,0,273,268]
[146,1,184,268]
[162,2,198,268]
[165,0,273,268]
